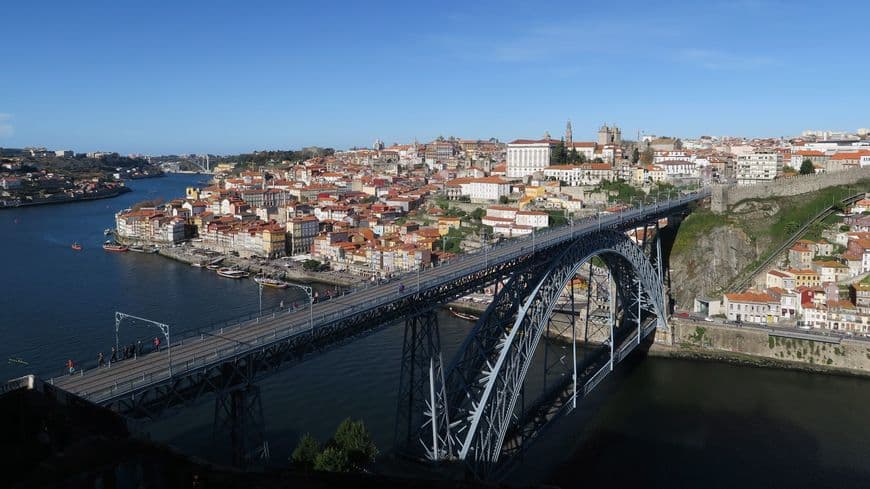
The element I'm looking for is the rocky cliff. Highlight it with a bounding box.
[667,197,798,308]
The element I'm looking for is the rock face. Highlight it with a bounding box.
[668,225,761,308]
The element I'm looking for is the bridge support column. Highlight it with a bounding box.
[394,309,451,460]
[655,221,669,330]
[213,384,269,468]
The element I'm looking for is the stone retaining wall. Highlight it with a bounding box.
[711,167,870,213]
[655,319,870,375]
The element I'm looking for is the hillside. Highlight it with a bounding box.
[669,180,869,308]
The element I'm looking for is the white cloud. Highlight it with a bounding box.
[0,113,13,139]
[679,49,774,71]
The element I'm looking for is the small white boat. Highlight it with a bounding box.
[449,307,479,322]
[128,245,158,253]
[217,268,250,279]
[254,276,290,289]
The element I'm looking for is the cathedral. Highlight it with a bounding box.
[597,124,622,146]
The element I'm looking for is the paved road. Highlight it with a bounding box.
[49,193,706,404]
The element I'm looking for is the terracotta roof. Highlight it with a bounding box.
[509,138,561,145]
[724,291,776,303]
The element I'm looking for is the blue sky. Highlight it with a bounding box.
[1,0,868,154]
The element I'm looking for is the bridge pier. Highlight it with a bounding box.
[213,384,269,468]
[394,308,452,461]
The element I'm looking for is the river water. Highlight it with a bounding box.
[2,174,870,487]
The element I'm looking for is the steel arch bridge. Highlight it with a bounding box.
[37,191,704,471]
[404,227,670,479]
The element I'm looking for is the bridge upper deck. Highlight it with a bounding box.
[48,191,707,405]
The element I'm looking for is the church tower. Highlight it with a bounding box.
[598,124,610,146]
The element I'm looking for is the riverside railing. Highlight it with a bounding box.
[47,193,710,402]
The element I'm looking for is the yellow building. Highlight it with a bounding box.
[524,186,547,199]
[787,268,820,287]
[437,217,461,236]
[262,226,287,258]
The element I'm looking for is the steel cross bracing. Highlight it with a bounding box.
[47,192,704,420]
[213,384,269,468]
[432,228,668,478]
[394,308,453,460]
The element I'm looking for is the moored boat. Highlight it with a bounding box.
[71,242,83,251]
[449,307,479,322]
[217,268,250,279]
[206,264,222,270]
[129,245,159,254]
[254,276,290,288]
[102,240,128,252]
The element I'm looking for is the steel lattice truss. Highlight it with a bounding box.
[428,229,668,478]
[107,245,553,419]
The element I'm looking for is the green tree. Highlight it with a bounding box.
[631,147,640,164]
[313,446,350,472]
[499,195,510,204]
[568,147,580,163]
[291,433,320,469]
[800,158,815,175]
[546,210,567,227]
[470,207,485,221]
[640,146,654,166]
[550,139,568,165]
[302,259,321,271]
[333,418,378,467]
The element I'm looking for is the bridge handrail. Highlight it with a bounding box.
[47,192,710,399]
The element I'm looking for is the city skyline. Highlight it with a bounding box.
[2,1,869,154]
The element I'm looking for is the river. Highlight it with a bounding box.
[2,174,870,487]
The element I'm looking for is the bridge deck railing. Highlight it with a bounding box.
[48,192,709,402]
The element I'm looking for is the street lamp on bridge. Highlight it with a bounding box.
[114,312,172,375]
[284,283,314,332]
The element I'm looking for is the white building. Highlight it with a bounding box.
[723,291,780,324]
[736,151,783,185]
[543,163,613,186]
[656,160,697,179]
[653,151,692,163]
[506,139,557,179]
[567,142,597,160]
[447,177,511,203]
[515,211,549,228]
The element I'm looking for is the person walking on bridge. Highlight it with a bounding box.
[110,346,117,363]
[98,352,105,368]
[66,359,74,375]
[153,336,161,352]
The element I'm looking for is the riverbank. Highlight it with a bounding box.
[0,185,131,209]
[651,318,870,378]
[156,246,355,287]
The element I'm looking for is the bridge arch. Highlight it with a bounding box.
[440,228,667,476]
